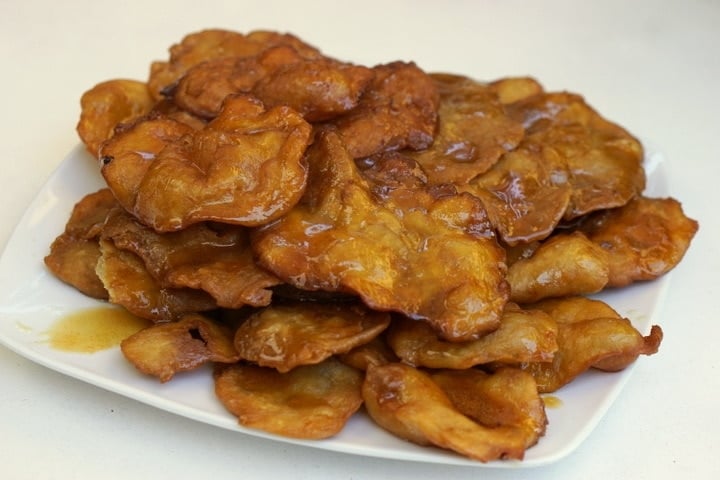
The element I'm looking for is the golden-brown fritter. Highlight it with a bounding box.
[410,73,525,185]
[386,304,557,369]
[506,92,646,220]
[331,61,439,158]
[173,45,374,121]
[100,94,312,231]
[507,231,610,304]
[362,363,526,462]
[96,239,217,322]
[148,29,323,100]
[464,144,571,245]
[234,302,390,372]
[519,317,663,393]
[44,189,118,299]
[253,131,509,342]
[101,208,280,309]
[76,79,156,157]
[214,358,364,439]
[121,313,239,382]
[579,196,699,287]
[431,367,547,449]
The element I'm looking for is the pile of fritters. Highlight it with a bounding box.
[46,29,698,462]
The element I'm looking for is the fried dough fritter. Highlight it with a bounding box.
[148,29,323,100]
[464,144,572,245]
[362,363,526,462]
[519,317,663,393]
[507,231,610,304]
[101,208,280,309]
[431,367,547,449]
[386,304,557,369]
[173,45,374,121]
[332,61,439,158]
[214,358,364,439]
[410,73,525,185]
[506,92,646,220]
[100,94,312,231]
[234,302,390,372]
[96,239,217,321]
[579,196,699,287]
[121,313,239,382]
[253,130,509,342]
[44,189,119,299]
[77,79,156,158]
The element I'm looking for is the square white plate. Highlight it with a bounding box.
[0,144,670,467]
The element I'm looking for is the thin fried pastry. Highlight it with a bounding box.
[77,79,156,158]
[431,367,547,448]
[101,208,280,308]
[100,94,312,231]
[174,45,374,121]
[253,130,509,342]
[331,61,439,158]
[525,295,655,372]
[234,302,390,372]
[214,358,364,439]
[96,239,217,321]
[519,317,663,393]
[463,143,571,245]
[507,231,610,303]
[579,196,698,287]
[506,91,645,220]
[148,29,323,100]
[121,313,239,382]
[386,304,557,369]
[362,363,526,462]
[44,189,119,299]
[410,73,524,185]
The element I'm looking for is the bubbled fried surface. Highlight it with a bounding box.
[234,302,390,372]
[77,79,156,158]
[410,73,525,185]
[579,196,699,287]
[506,92,646,220]
[44,189,119,299]
[148,29,323,100]
[101,208,280,309]
[362,363,526,462]
[252,131,509,342]
[96,239,217,322]
[121,313,239,382]
[386,304,557,369]
[431,367,548,449]
[214,358,364,439]
[100,95,312,231]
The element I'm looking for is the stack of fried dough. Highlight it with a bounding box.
[45,29,698,462]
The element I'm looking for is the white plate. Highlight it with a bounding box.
[0,144,670,467]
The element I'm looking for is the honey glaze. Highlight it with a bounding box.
[45,306,151,353]
[542,395,564,409]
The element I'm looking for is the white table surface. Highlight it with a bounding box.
[1,0,718,478]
